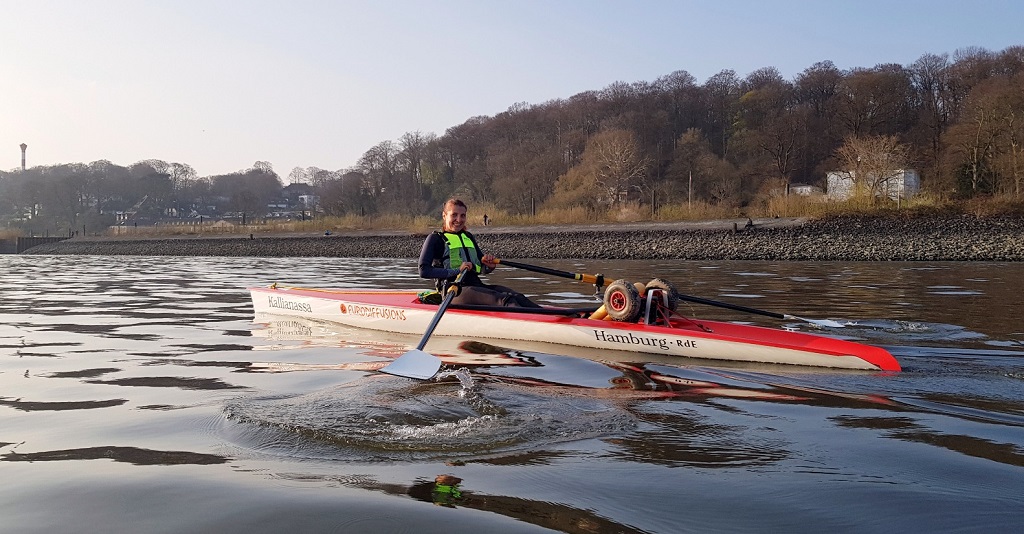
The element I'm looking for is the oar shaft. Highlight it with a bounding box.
[496,259,605,286]
[497,259,837,327]
[674,293,785,321]
[414,269,467,350]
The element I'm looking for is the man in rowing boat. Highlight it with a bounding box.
[418,198,540,307]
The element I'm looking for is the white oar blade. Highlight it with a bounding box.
[380,349,442,380]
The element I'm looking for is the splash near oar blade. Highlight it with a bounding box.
[380,349,443,380]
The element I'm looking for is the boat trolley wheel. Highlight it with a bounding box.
[645,278,679,311]
[603,279,643,322]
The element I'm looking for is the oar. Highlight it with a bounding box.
[379,269,468,379]
[671,293,845,328]
[495,259,844,328]
[494,259,606,287]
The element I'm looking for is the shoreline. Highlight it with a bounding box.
[15,215,1024,261]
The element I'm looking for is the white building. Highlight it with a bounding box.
[789,183,823,196]
[826,169,920,201]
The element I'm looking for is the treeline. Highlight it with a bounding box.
[0,160,282,234]
[3,45,1023,234]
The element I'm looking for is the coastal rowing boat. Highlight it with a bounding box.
[249,285,901,372]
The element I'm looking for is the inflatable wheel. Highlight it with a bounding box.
[603,279,642,322]
[645,278,678,311]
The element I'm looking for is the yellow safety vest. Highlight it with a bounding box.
[439,231,483,274]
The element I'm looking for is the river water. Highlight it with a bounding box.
[1,255,1022,533]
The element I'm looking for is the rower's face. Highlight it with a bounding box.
[443,206,468,232]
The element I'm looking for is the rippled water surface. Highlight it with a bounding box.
[2,255,1023,533]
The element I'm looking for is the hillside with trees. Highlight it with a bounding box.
[2,46,1023,236]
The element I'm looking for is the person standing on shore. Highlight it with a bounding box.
[418,198,540,307]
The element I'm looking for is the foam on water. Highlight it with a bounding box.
[224,371,636,462]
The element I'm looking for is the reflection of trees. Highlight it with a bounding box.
[85,376,245,390]
[606,410,790,468]
[1,446,228,465]
[0,397,127,411]
[284,474,650,534]
[834,415,1024,467]
[604,358,1024,470]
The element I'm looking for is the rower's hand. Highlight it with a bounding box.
[458,261,474,272]
[481,254,497,270]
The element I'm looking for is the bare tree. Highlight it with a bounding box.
[944,73,1024,197]
[664,128,707,202]
[253,161,275,175]
[288,167,309,185]
[590,129,650,205]
[834,135,911,200]
[910,53,954,174]
[836,65,915,139]
[737,71,803,185]
[46,164,92,229]
[318,171,372,216]
[701,69,741,157]
[306,167,336,190]
[232,190,262,222]
[1000,75,1024,196]
[358,141,400,199]
[795,61,842,118]
[546,164,601,211]
[488,134,560,214]
[550,128,649,208]
[982,73,1024,197]
[168,163,197,192]
[399,131,435,191]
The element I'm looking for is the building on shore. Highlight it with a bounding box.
[826,169,920,201]
[788,183,823,196]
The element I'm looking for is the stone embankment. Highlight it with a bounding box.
[18,215,1024,261]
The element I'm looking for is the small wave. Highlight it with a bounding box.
[839,319,990,345]
[223,374,636,462]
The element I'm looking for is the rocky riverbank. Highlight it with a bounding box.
[17,215,1024,261]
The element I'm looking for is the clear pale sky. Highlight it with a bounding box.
[3,0,1021,180]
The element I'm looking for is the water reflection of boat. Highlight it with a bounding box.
[250,286,900,371]
[250,315,542,371]
[250,316,827,402]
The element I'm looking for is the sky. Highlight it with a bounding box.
[3,0,1022,181]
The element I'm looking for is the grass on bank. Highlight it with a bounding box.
[102,195,1024,237]
[319,194,1024,233]
[8,195,1024,239]
[0,228,20,240]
